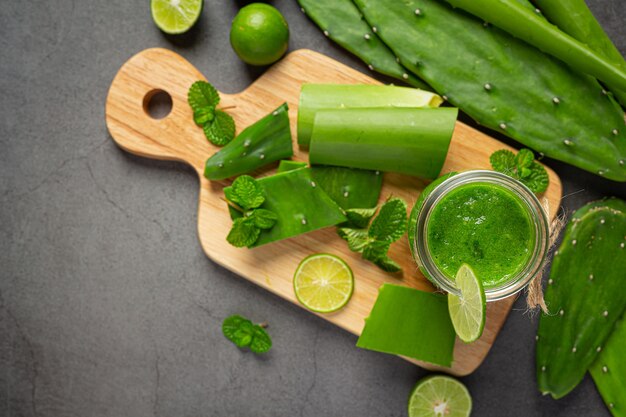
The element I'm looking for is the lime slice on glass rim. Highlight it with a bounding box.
[448,264,486,343]
[408,375,472,417]
[293,253,354,313]
[151,0,203,35]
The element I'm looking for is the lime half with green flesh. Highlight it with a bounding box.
[293,254,354,313]
[448,264,486,343]
[151,0,203,35]
[408,375,472,417]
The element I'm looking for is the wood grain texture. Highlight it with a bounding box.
[105,48,563,376]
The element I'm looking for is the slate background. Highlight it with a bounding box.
[1,0,625,416]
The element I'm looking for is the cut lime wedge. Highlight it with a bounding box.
[293,253,354,313]
[408,375,472,417]
[151,0,203,35]
[448,264,486,343]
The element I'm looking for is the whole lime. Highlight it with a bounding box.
[230,3,289,66]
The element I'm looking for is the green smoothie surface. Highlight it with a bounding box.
[426,182,534,287]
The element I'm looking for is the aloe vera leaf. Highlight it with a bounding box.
[226,168,346,247]
[309,108,457,179]
[276,161,382,209]
[443,0,626,92]
[205,103,293,180]
[356,284,455,367]
[590,316,626,417]
[298,84,443,147]
[531,0,626,107]
[352,0,626,181]
[407,172,458,276]
[536,198,626,399]
[310,166,382,209]
[277,160,307,173]
[295,0,429,90]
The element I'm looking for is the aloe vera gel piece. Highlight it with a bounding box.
[309,108,457,179]
[226,168,346,247]
[357,284,455,366]
[297,84,443,147]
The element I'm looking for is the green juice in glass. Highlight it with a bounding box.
[425,182,535,288]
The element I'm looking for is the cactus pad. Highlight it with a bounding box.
[536,198,626,399]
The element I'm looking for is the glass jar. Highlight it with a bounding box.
[411,170,550,301]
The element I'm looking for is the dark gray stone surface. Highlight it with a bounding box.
[1,0,625,416]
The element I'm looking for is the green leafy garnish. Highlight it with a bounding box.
[338,197,407,272]
[225,175,278,248]
[188,81,235,146]
[222,315,272,353]
[490,148,549,193]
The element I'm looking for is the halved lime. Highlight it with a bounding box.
[408,375,472,417]
[448,264,486,343]
[151,0,203,35]
[293,254,354,313]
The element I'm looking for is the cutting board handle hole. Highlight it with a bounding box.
[143,89,172,120]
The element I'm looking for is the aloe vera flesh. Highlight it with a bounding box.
[309,108,457,179]
[277,160,307,173]
[536,198,626,399]
[352,0,626,181]
[356,284,455,367]
[443,0,626,92]
[295,0,429,90]
[226,168,346,247]
[590,316,626,417]
[298,84,443,147]
[532,0,626,107]
[205,103,293,180]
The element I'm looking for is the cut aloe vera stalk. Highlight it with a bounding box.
[226,168,346,247]
[277,161,382,209]
[357,284,456,367]
[277,160,307,173]
[309,108,457,179]
[205,103,293,180]
[298,84,443,147]
[590,316,626,417]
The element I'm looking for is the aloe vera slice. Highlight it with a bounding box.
[309,108,457,179]
[277,160,307,173]
[276,161,382,209]
[226,168,346,247]
[298,84,443,147]
[357,284,455,367]
[590,316,626,417]
[205,103,293,180]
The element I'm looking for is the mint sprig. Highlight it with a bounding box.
[490,148,549,193]
[222,315,272,353]
[337,197,407,273]
[225,175,277,248]
[188,81,235,146]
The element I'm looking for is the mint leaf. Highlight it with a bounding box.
[188,81,219,113]
[368,198,407,242]
[222,315,254,347]
[222,315,272,353]
[250,325,272,353]
[345,207,378,229]
[515,148,534,170]
[362,240,391,263]
[338,227,371,252]
[250,209,277,230]
[226,217,260,248]
[204,110,235,146]
[521,162,549,193]
[193,107,215,126]
[489,150,516,175]
[228,175,265,210]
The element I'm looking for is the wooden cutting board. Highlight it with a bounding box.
[105,48,562,376]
